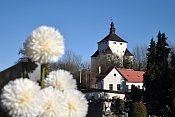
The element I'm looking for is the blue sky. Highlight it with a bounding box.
[0,0,175,71]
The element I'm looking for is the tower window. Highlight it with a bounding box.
[114,73,116,76]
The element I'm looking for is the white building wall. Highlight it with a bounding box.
[103,68,126,91]
[85,92,125,100]
[108,41,127,58]
[126,82,143,90]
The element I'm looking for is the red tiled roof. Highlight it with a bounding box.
[118,69,144,82]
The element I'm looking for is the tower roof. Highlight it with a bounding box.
[98,22,127,43]
[105,46,113,54]
[91,47,113,57]
[124,48,133,56]
[91,50,99,57]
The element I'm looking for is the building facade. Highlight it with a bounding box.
[96,67,144,92]
[90,22,133,88]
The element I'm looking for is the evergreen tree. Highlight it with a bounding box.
[155,32,171,115]
[170,52,175,70]
[144,38,158,114]
[169,52,175,116]
[131,85,142,102]
[144,32,171,116]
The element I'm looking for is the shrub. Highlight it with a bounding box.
[128,102,147,117]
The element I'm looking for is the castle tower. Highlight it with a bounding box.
[90,22,133,88]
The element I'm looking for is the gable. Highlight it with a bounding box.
[104,68,124,83]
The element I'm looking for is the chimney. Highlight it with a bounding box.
[98,66,101,74]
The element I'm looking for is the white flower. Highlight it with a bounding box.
[63,90,88,117]
[1,78,42,117]
[38,87,66,117]
[44,70,77,91]
[24,26,64,64]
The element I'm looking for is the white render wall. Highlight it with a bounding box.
[108,41,127,58]
[102,68,126,92]
[126,82,143,90]
[98,41,127,58]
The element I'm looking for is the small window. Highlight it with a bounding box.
[120,43,122,45]
[113,42,116,44]
[109,84,113,90]
[117,84,120,90]
[138,85,140,89]
[126,85,128,91]
[114,73,116,76]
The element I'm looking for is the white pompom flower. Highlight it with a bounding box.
[44,70,77,91]
[38,87,66,117]
[1,78,42,117]
[24,26,64,64]
[63,90,88,117]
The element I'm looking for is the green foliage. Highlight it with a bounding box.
[170,52,175,69]
[144,38,158,110]
[131,85,142,102]
[128,102,147,117]
[144,31,171,115]
[169,52,175,116]
[118,99,125,113]
[123,57,133,69]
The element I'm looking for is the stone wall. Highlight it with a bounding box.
[0,63,23,89]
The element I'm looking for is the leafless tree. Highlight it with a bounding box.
[50,49,82,72]
[49,49,91,89]
[169,41,175,54]
[132,44,147,71]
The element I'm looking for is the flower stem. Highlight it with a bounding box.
[40,64,46,88]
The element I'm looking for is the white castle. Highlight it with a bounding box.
[91,21,133,75]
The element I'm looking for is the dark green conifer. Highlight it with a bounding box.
[144,32,171,116]
[169,52,175,116]
[155,32,171,114]
[144,38,158,114]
